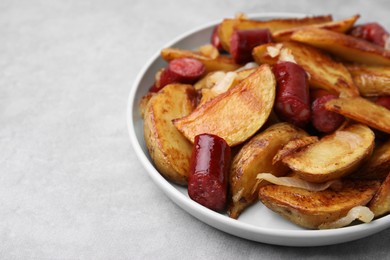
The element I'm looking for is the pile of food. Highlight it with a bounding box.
[140,13,390,229]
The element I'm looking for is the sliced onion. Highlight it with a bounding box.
[319,206,374,229]
[235,62,259,72]
[256,173,342,191]
[334,130,362,149]
[211,71,237,94]
[266,44,283,58]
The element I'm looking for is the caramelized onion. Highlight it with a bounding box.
[319,206,374,229]
[256,173,341,191]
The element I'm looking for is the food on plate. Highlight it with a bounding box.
[310,90,345,133]
[228,123,307,219]
[349,22,389,47]
[230,28,272,64]
[368,173,390,217]
[272,61,311,127]
[161,47,240,72]
[282,124,375,183]
[291,27,390,66]
[143,84,196,185]
[217,14,332,53]
[139,13,390,229]
[272,14,360,42]
[252,41,360,97]
[258,179,380,229]
[188,133,231,212]
[353,139,390,180]
[157,58,206,90]
[173,64,276,146]
[345,64,390,97]
[325,96,390,134]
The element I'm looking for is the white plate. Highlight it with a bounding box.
[127,13,390,246]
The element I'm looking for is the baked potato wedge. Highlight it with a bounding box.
[368,172,390,217]
[346,64,390,97]
[228,123,308,219]
[218,15,332,53]
[173,64,276,146]
[291,28,390,66]
[282,124,375,183]
[272,136,319,165]
[353,139,390,180]
[253,42,359,97]
[325,96,390,134]
[258,179,380,229]
[160,47,240,72]
[143,84,196,185]
[272,14,359,42]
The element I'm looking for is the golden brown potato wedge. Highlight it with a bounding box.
[218,15,332,53]
[368,172,390,217]
[272,14,359,42]
[228,123,308,219]
[346,64,390,97]
[143,84,196,185]
[258,179,380,229]
[353,139,390,180]
[325,96,390,134]
[282,124,375,183]
[253,42,359,97]
[173,64,276,146]
[160,48,240,72]
[272,136,319,165]
[291,28,390,66]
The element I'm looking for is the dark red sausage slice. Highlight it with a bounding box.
[210,25,224,52]
[349,22,389,47]
[272,61,311,128]
[230,28,272,64]
[376,96,390,110]
[311,91,344,133]
[159,58,206,89]
[188,133,231,212]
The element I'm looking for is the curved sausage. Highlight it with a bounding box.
[272,61,311,128]
[311,90,345,133]
[159,58,206,89]
[349,22,389,47]
[230,28,272,64]
[188,133,231,212]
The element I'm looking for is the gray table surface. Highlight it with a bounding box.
[2,0,390,259]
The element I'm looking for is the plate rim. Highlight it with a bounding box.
[127,12,390,246]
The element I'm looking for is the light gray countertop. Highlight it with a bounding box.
[2,0,390,259]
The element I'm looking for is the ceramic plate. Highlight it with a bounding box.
[127,13,390,246]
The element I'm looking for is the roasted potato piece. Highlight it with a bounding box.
[253,42,359,97]
[273,136,319,165]
[346,64,390,97]
[258,179,380,229]
[143,84,196,185]
[353,139,390,180]
[173,64,276,146]
[161,48,240,72]
[325,96,390,134]
[282,124,375,183]
[369,172,390,217]
[291,28,390,66]
[272,14,360,42]
[228,123,308,219]
[218,15,332,53]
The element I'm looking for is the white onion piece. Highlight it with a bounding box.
[266,44,283,58]
[279,48,297,64]
[235,62,259,72]
[256,173,341,191]
[334,130,362,149]
[319,206,374,229]
[211,72,237,94]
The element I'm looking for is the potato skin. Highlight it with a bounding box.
[143,84,196,185]
[228,122,307,219]
[259,179,380,229]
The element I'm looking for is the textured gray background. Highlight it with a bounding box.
[1,0,390,259]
